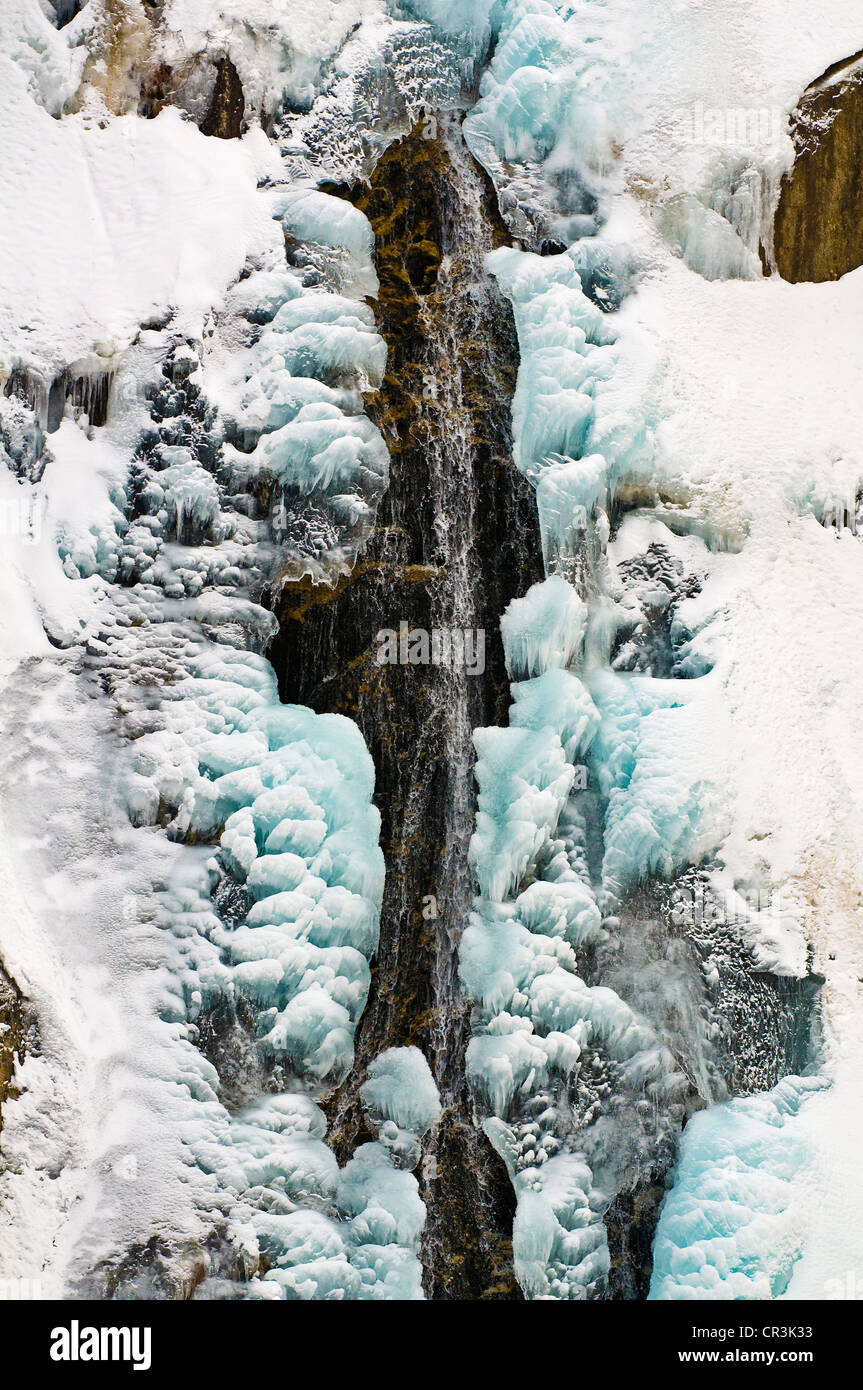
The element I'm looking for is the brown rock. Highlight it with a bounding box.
[774,54,863,282]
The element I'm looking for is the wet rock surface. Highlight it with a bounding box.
[271,125,543,1298]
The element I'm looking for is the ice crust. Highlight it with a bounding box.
[649,1077,826,1300]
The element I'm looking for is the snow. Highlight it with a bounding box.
[579,120,863,1306]
[465,0,863,247]
[161,0,389,114]
[0,43,281,375]
[608,255,863,536]
[0,0,412,1299]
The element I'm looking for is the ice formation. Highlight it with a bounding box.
[0,0,436,1298]
[463,573,689,1297]
[453,0,863,1301]
[649,1076,827,1300]
[1,0,863,1304]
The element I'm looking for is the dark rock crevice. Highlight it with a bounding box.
[0,961,35,1144]
[269,122,543,1298]
[199,57,246,140]
[48,0,86,28]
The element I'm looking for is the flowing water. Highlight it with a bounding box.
[272,120,544,1297]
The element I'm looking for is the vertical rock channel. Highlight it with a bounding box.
[269,119,543,1298]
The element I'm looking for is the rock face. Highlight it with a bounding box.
[270,125,544,1298]
[199,57,245,140]
[50,0,86,26]
[774,54,863,282]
